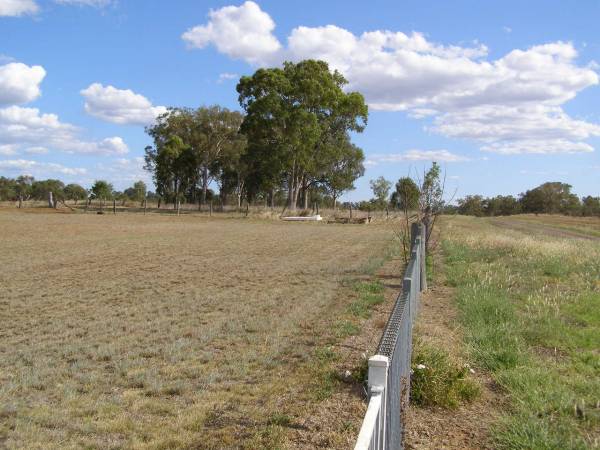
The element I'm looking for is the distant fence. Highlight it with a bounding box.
[355,222,426,450]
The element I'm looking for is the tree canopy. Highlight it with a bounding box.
[237,59,368,209]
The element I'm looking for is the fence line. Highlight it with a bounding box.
[355,222,426,450]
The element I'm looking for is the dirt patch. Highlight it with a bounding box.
[404,245,505,450]
[490,217,600,241]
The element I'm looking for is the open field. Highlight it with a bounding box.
[489,214,600,240]
[441,215,600,449]
[0,210,396,449]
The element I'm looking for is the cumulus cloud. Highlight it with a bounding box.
[0,106,128,155]
[0,159,87,176]
[366,149,469,166]
[0,63,46,105]
[94,156,151,185]
[0,0,38,16]
[184,2,600,155]
[80,83,167,125]
[182,1,281,65]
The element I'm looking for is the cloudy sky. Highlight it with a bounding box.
[1,0,599,199]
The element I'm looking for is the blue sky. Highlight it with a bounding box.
[1,0,599,201]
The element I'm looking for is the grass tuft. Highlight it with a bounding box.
[410,342,480,409]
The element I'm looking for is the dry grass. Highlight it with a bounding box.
[0,210,395,449]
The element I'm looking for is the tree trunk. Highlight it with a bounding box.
[18,195,22,209]
[270,188,275,209]
[302,186,309,210]
[48,191,54,208]
[201,165,208,205]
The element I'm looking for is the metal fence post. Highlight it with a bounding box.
[368,355,389,450]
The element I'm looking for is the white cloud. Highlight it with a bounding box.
[24,146,48,155]
[0,159,87,176]
[0,144,17,155]
[80,83,167,125]
[366,149,469,166]
[93,156,151,186]
[503,26,512,34]
[0,106,128,155]
[0,0,38,16]
[218,72,238,83]
[185,2,600,155]
[0,63,46,105]
[182,1,281,65]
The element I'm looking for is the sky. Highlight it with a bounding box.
[1,0,599,201]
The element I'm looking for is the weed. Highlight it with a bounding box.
[410,342,480,408]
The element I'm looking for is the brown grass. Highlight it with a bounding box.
[0,210,395,449]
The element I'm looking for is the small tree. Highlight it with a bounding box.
[369,176,392,209]
[91,180,113,206]
[391,177,421,261]
[391,177,420,211]
[419,162,446,250]
[124,180,147,204]
[64,183,88,205]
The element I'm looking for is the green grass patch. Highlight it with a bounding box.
[442,220,600,449]
[347,281,386,318]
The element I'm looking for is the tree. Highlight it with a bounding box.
[124,180,147,203]
[15,175,34,204]
[321,140,365,210]
[145,135,195,207]
[238,59,368,210]
[457,195,485,216]
[391,177,420,211]
[419,162,446,249]
[0,177,17,201]
[64,184,88,204]
[369,176,392,208]
[485,195,521,216]
[31,179,65,202]
[520,182,580,215]
[582,196,600,216]
[145,106,245,206]
[91,180,113,204]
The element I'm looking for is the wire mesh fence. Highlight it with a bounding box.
[355,222,425,450]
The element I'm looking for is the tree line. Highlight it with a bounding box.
[143,60,367,211]
[451,182,600,217]
[0,176,149,205]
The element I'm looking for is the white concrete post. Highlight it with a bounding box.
[368,355,388,450]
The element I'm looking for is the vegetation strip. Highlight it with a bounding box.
[442,216,600,449]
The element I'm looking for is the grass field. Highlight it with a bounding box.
[0,210,395,449]
[441,215,600,449]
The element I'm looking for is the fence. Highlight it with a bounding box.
[355,222,426,450]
